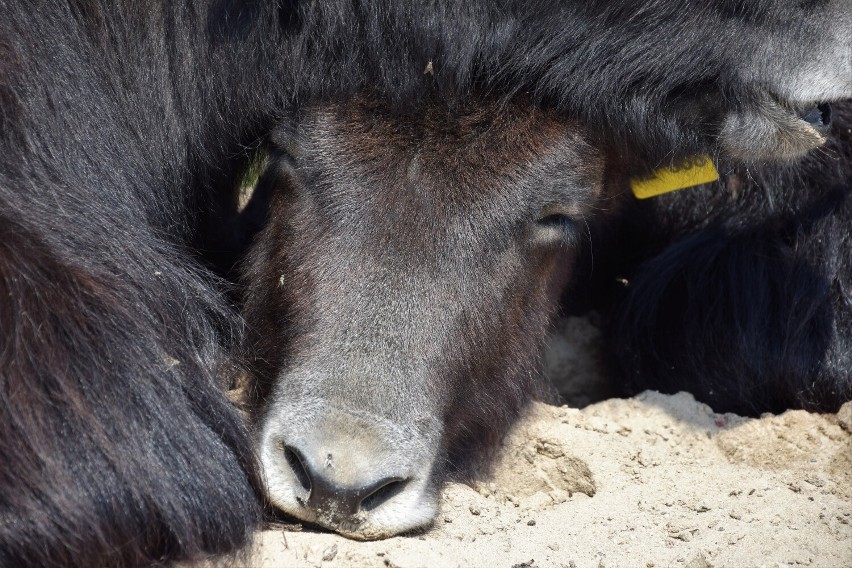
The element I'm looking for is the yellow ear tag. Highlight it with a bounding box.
[630,156,719,199]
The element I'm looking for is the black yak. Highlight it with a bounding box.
[0,0,848,563]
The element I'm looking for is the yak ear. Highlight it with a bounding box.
[713,0,851,163]
[717,90,827,163]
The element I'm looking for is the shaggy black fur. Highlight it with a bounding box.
[596,101,852,415]
[276,0,849,166]
[0,3,287,566]
[1,0,845,564]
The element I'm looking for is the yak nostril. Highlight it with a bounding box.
[360,477,408,512]
[282,445,311,493]
[306,473,411,517]
[281,442,412,517]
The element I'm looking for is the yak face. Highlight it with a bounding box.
[241,97,603,539]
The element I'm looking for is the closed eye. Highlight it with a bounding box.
[534,213,577,244]
[537,213,574,228]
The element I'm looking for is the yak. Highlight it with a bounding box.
[0,0,849,565]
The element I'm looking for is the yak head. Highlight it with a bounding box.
[240,97,604,539]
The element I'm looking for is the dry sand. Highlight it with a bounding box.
[249,317,852,568]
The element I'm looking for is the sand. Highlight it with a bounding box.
[249,317,852,568]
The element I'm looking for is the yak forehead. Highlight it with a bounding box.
[287,98,602,261]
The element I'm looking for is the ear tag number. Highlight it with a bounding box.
[630,156,719,199]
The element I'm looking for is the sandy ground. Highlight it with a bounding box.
[249,317,852,568]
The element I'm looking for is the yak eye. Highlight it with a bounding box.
[533,210,577,244]
[537,213,573,228]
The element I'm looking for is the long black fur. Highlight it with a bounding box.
[1,1,843,565]
[0,3,286,566]
[278,0,846,164]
